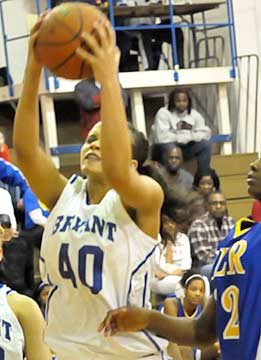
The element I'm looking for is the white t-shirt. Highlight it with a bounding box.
[155,232,192,274]
[0,284,24,360]
[40,175,168,360]
[0,188,17,229]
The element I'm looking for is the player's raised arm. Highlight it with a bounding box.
[13,16,67,210]
[76,22,163,216]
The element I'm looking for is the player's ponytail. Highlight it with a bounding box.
[128,122,168,194]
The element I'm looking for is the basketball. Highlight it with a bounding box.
[33,2,106,79]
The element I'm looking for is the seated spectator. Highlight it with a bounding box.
[116,0,184,72]
[0,158,49,232]
[151,190,192,297]
[187,191,206,223]
[0,181,21,216]
[159,143,193,193]
[0,158,28,193]
[0,130,10,162]
[162,271,219,360]
[0,187,17,230]
[152,88,211,171]
[193,167,221,212]
[0,214,34,297]
[74,78,128,139]
[188,191,235,279]
[193,167,220,198]
[33,281,50,318]
[151,20,184,70]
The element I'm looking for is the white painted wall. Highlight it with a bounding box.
[232,0,261,153]
[0,0,47,83]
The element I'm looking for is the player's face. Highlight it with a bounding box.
[198,176,214,196]
[80,122,102,177]
[208,193,227,219]
[186,279,205,305]
[247,159,261,200]
[174,93,189,113]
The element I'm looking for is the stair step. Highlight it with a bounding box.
[211,152,257,176]
[220,175,249,199]
[227,198,253,220]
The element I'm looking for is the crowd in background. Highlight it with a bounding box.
[0,86,239,314]
[0,47,260,360]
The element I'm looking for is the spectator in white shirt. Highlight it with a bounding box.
[0,188,17,230]
[152,88,211,172]
[151,214,192,297]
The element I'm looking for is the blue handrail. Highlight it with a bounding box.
[226,0,238,78]
[50,134,232,156]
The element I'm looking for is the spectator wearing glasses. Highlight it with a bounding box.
[188,191,235,279]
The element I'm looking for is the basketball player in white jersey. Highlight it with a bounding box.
[0,227,52,360]
[13,15,168,360]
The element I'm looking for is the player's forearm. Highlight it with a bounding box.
[147,310,215,347]
[100,77,132,186]
[13,60,42,156]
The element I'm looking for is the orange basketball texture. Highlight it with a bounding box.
[33,2,106,79]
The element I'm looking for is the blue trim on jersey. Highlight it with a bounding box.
[0,283,13,295]
[127,244,158,303]
[45,284,58,325]
[40,255,45,263]
[142,272,148,307]
[142,330,161,352]
[69,175,78,184]
[47,274,53,286]
[160,350,166,360]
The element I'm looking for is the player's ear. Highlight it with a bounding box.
[131,159,138,170]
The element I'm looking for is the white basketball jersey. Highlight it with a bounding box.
[0,284,24,360]
[40,175,167,360]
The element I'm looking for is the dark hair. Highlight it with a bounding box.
[193,168,220,191]
[161,188,191,228]
[128,122,149,172]
[0,214,11,229]
[207,189,226,202]
[180,269,205,289]
[168,88,192,114]
[161,143,183,166]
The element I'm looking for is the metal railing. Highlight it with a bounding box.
[0,0,238,95]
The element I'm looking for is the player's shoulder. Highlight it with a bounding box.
[7,291,39,319]
[62,174,86,195]
[233,217,257,238]
[219,217,259,249]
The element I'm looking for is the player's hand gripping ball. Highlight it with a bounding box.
[33,2,106,79]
